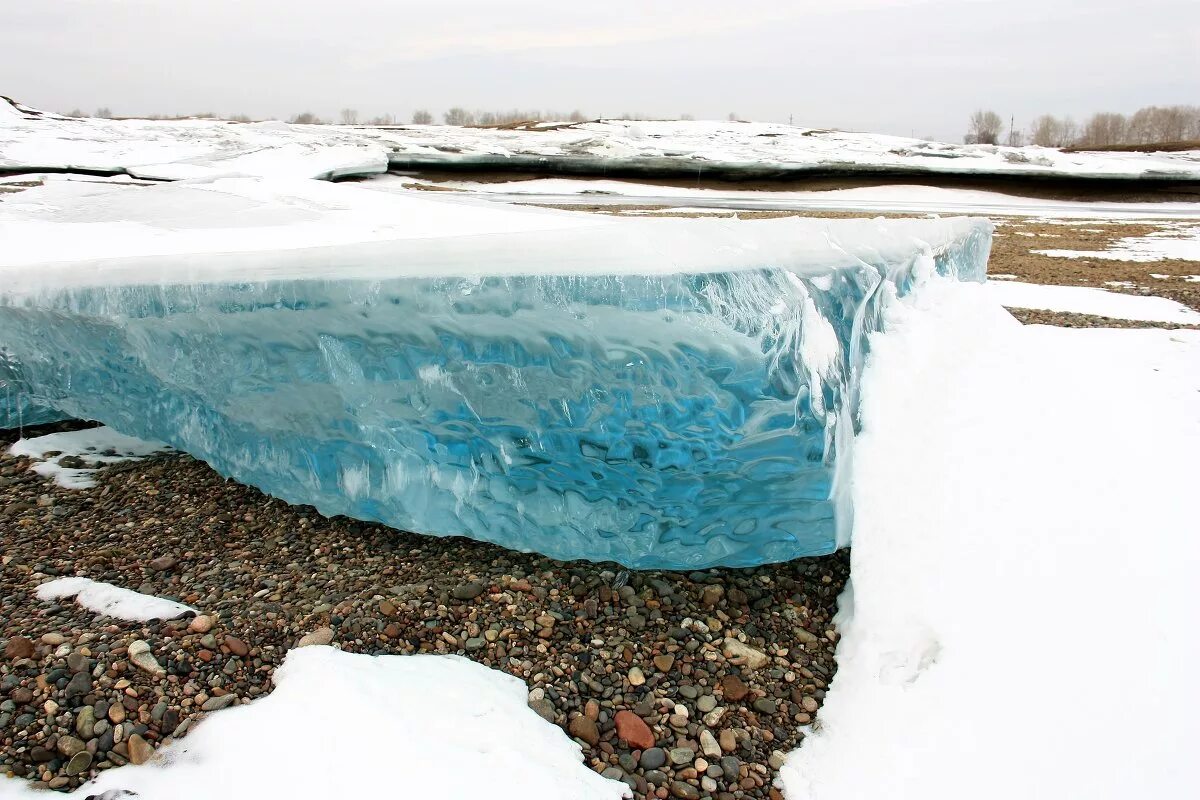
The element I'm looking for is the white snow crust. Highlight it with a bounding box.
[0,176,988,293]
[780,280,1200,799]
[376,177,1200,220]
[0,647,628,800]
[35,577,195,621]
[984,280,1200,323]
[2,100,1196,182]
[8,425,172,488]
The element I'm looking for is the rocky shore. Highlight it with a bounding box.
[1,422,848,799]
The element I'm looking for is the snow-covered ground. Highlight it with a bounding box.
[781,280,1200,799]
[379,177,1200,220]
[0,647,628,800]
[983,279,1200,323]
[7,425,171,488]
[3,98,1198,182]
[35,577,196,621]
[1035,224,1200,261]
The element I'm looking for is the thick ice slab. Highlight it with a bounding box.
[2,98,1196,183]
[0,179,991,568]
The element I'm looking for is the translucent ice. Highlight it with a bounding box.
[0,179,991,567]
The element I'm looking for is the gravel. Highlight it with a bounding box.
[2,421,847,798]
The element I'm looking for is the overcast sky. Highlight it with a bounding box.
[5,0,1198,141]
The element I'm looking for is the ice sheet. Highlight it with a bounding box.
[0,179,991,568]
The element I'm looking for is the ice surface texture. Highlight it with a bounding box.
[1,351,66,427]
[0,181,990,567]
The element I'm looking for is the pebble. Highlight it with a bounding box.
[127,733,155,765]
[0,426,850,799]
[669,747,695,766]
[451,581,485,600]
[670,780,700,799]
[127,639,165,676]
[201,694,238,712]
[567,715,600,746]
[614,710,655,750]
[722,638,771,670]
[640,747,667,769]
[297,627,334,647]
[64,751,92,776]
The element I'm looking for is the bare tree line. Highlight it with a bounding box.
[967,105,1200,148]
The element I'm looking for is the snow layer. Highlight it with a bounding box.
[8,425,172,488]
[2,99,1197,182]
[378,176,1200,220]
[781,280,1200,799]
[0,646,628,800]
[35,577,195,621]
[984,279,1200,324]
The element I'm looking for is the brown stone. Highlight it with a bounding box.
[719,729,737,753]
[148,555,178,572]
[108,703,126,724]
[584,699,600,721]
[379,600,397,617]
[653,654,675,672]
[4,636,34,660]
[197,649,214,663]
[721,675,749,702]
[187,615,213,634]
[223,635,249,657]
[383,622,402,638]
[614,710,655,750]
[127,733,154,766]
[568,715,600,746]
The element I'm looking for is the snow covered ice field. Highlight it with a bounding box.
[2,107,1199,799]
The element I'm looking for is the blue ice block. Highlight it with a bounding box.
[0,184,990,567]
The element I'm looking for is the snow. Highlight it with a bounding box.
[7,425,171,488]
[781,279,1200,800]
[1034,224,1200,261]
[35,577,195,621]
[983,279,1200,324]
[377,177,1200,220]
[0,647,628,800]
[3,99,1197,183]
[0,176,990,293]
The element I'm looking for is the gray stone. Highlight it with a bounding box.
[529,698,556,723]
[451,581,485,600]
[75,706,95,739]
[201,694,237,712]
[669,747,695,765]
[64,751,92,776]
[753,697,777,715]
[639,747,667,769]
[64,671,91,700]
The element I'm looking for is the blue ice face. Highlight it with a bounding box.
[0,222,990,568]
[1,351,68,428]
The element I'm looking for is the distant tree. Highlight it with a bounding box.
[966,110,1002,145]
[443,107,475,126]
[339,108,359,125]
[1030,115,1063,147]
[95,107,112,119]
[680,113,695,121]
[366,114,395,125]
[1006,123,1024,147]
[1079,112,1127,147]
[727,112,739,122]
[568,109,587,123]
[411,109,433,125]
[290,111,321,125]
[230,113,253,123]
[476,111,498,126]
[65,108,86,118]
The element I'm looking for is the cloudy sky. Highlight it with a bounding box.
[5,0,1198,140]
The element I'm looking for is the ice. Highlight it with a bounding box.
[1,350,65,427]
[0,178,991,568]
[3,98,1197,183]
